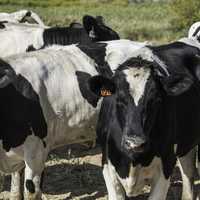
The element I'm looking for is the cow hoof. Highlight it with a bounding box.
[0,174,4,192]
[24,192,42,200]
[10,192,22,200]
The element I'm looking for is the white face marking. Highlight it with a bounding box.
[124,67,151,106]
[104,39,147,71]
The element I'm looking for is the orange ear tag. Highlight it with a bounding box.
[100,89,112,97]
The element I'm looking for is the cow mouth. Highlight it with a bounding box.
[132,143,146,153]
[122,137,147,153]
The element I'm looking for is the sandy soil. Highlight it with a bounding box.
[0,144,200,200]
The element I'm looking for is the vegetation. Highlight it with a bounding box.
[170,0,200,31]
[0,0,191,43]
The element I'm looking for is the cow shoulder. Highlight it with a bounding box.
[78,43,107,66]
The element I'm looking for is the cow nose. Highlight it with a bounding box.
[122,135,147,153]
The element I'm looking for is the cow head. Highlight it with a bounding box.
[188,21,200,42]
[80,53,195,160]
[82,15,120,41]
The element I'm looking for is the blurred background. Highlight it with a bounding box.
[0,0,199,44]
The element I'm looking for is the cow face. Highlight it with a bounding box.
[84,55,195,160]
[82,15,120,41]
[88,68,157,159]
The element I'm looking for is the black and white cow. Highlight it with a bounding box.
[0,10,45,26]
[82,37,200,200]
[0,39,146,200]
[0,15,120,57]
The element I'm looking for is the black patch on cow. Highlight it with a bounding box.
[0,22,5,29]
[76,71,100,107]
[19,11,32,23]
[117,56,153,72]
[78,43,107,66]
[40,171,44,189]
[0,59,47,151]
[42,27,92,47]
[26,11,32,17]
[26,45,36,52]
[42,140,46,148]
[26,179,35,193]
[192,25,200,37]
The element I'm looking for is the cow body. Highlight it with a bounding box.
[0,10,45,26]
[84,38,200,199]
[0,15,119,57]
[0,39,146,199]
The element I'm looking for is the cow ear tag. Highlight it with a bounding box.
[100,89,112,97]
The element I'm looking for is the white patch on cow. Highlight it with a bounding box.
[130,46,154,62]
[179,37,200,50]
[4,44,100,149]
[89,27,96,39]
[0,22,45,57]
[178,148,196,200]
[104,39,148,70]
[188,22,200,41]
[0,10,45,26]
[177,159,193,200]
[10,172,21,200]
[106,157,162,198]
[123,67,151,106]
[103,163,125,200]
[148,166,170,200]
[174,144,177,154]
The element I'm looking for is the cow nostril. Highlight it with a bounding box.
[132,142,146,153]
[122,136,147,153]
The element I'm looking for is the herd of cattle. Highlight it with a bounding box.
[0,9,200,200]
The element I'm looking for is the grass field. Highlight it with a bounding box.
[0,0,187,43]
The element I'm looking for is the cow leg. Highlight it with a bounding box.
[0,172,4,193]
[10,171,22,200]
[103,162,125,200]
[148,161,170,200]
[178,148,196,200]
[23,135,47,200]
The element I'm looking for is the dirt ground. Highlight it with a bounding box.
[0,144,200,200]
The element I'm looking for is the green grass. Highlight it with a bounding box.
[0,0,186,43]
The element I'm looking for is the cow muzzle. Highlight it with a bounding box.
[121,135,147,153]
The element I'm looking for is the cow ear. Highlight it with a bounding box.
[82,15,97,39]
[152,56,194,96]
[76,71,100,107]
[89,75,116,97]
[76,71,115,107]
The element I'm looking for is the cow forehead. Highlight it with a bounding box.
[123,67,151,106]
